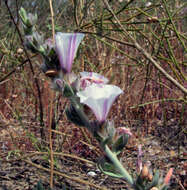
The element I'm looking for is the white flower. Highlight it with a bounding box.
[55,33,85,73]
[77,83,123,122]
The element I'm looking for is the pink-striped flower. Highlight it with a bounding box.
[55,33,85,73]
[77,83,123,122]
[116,127,132,136]
[80,72,109,89]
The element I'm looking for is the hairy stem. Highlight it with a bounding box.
[104,144,134,186]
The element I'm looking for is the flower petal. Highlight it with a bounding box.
[55,33,85,73]
[80,72,109,88]
[116,127,132,136]
[77,83,123,122]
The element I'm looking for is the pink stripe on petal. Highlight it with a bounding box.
[102,99,108,122]
[70,34,77,71]
[55,34,65,71]
[66,35,73,73]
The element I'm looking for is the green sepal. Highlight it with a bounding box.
[133,174,145,190]
[133,183,144,190]
[136,175,144,186]
[24,32,45,53]
[19,7,28,26]
[65,104,86,127]
[63,84,74,97]
[38,45,46,55]
[23,25,34,35]
[19,7,38,35]
[47,47,56,57]
[98,120,115,147]
[112,134,129,155]
[27,12,38,27]
[19,7,37,28]
[25,37,37,52]
[100,136,112,148]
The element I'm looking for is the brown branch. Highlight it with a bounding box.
[48,0,55,188]
[49,0,55,42]
[103,0,187,96]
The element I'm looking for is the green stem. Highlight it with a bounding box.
[104,144,134,186]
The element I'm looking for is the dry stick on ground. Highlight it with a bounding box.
[24,158,107,190]
[48,0,55,188]
[4,0,45,139]
[103,0,187,96]
[1,151,95,166]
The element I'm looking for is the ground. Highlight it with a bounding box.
[0,115,186,190]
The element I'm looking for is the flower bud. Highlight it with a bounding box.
[27,13,37,27]
[148,172,153,181]
[141,165,149,179]
[51,78,64,92]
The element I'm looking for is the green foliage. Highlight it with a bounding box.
[65,103,86,127]
[112,134,129,155]
[97,156,124,178]
[19,7,37,34]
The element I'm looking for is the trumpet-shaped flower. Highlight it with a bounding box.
[55,33,85,73]
[80,72,109,89]
[77,83,123,122]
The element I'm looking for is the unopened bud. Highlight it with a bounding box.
[27,13,37,27]
[141,165,149,178]
[148,172,153,181]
